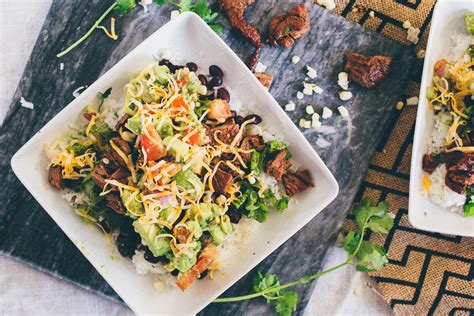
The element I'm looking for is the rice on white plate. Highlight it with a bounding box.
[424,32,474,215]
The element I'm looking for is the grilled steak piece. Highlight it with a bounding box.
[110,137,131,168]
[266,150,292,182]
[282,169,313,197]
[344,53,392,89]
[254,72,273,89]
[240,135,265,163]
[218,0,262,70]
[212,167,233,193]
[422,154,442,174]
[443,151,474,194]
[92,162,109,189]
[106,193,126,215]
[48,165,64,189]
[115,114,131,131]
[206,121,241,145]
[268,4,310,48]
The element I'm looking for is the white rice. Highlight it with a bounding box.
[101,97,124,130]
[427,112,451,154]
[449,33,474,62]
[428,165,466,213]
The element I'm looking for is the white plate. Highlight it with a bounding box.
[409,0,474,237]
[11,12,338,314]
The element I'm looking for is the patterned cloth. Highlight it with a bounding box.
[325,0,474,314]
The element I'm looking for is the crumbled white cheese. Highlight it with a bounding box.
[337,105,349,118]
[20,97,34,109]
[313,85,323,94]
[402,20,411,29]
[285,102,296,112]
[296,91,304,100]
[317,0,336,11]
[72,86,87,98]
[416,50,426,59]
[306,65,317,79]
[170,10,180,20]
[407,26,420,44]
[248,176,256,185]
[339,91,353,101]
[255,62,267,73]
[303,82,314,95]
[60,63,64,71]
[161,49,172,60]
[406,96,419,106]
[306,105,315,115]
[291,55,301,64]
[299,118,311,129]
[322,107,333,119]
[312,119,322,129]
[139,0,153,13]
[198,85,207,95]
[337,72,349,90]
[368,10,375,18]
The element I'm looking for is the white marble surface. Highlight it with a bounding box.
[0,1,391,314]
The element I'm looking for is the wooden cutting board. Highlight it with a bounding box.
[0,0,415,314]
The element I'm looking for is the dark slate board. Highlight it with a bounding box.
[0,0,415,314]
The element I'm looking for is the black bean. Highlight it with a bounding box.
[200,231,213,247]
[243,114,262,125]
[209,65,224,78]
[116,235,137,258]
[202,91,215,101]
[198,74,208,86]
[171,269,179,276]
[234,115,245,125]
[208,77,222,89]
[186,62,198,72]
[217,87,230,102]
[227,207,242,224]
[144,249,162,263]
[198,269,209,280]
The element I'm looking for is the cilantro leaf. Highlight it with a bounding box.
[253,272,281,302]
[276,196,290,212]
[367,213,394,234]
[355,242,389,272]
[343,230,361,255]
[353,198,389,231]
[116,0,137,13]
[274,291,298,316]
[209,23,224,35]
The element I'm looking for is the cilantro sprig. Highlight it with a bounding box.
[57,0,224,58]
[213,198,394,316]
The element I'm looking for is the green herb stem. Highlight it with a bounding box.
[57,2,118,58]
[213,227,367,304]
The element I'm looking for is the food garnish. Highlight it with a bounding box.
[214,198,394,316]
[268,4,310,48]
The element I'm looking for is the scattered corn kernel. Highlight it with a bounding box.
[306,65,318,79]
[395,101,404,110]
[306,105,315,114]
[369,10,375,18]
[406,96,419,106]
[292,55,301,64]
[402,20,411,29]
[416,50,426,59]
[285,102,296,112]
[339,91,353,101]
[299,118,311,129]
[322,107,333,119]
[297,91,304,100]
[337,105,349,118]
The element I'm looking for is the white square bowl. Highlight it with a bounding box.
[11,12,338,314]
[409,0,474,237]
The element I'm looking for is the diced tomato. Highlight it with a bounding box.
[176,75,189,87]
[184,127,200,146]
[176,244,219,291]
[208,99,232,120]
[148,161,181,185]
[141,124,166,161]
[171,95,189,117]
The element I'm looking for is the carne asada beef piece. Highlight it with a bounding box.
[212,167,233,193]
[246,47,261,72]
[254,72,273,89]
[106,192,126,215]
[266,150,292,182]
[268,4,310,48]
[240,134,265,163]
[344,53,392,89]
[422,154,442,174]
[92,162,109,189]
[48,165,65,189]
[110,137,131,168]
[443,151,474,194]
[206,121,241,145]
[115,113,131,131]
[282,169,313,197]
[218,0,262,70]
